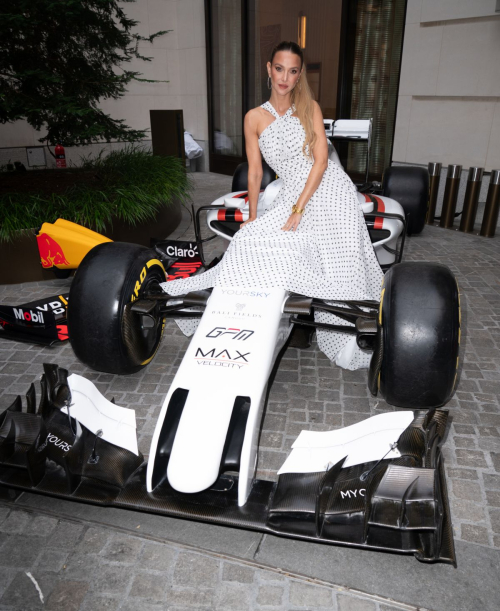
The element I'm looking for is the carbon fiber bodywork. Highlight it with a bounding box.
[0,365,456,565]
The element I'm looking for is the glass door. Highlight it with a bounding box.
[206,0,246,175]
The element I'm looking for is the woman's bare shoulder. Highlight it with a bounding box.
[311,100,323,117]
[245,106,266,122]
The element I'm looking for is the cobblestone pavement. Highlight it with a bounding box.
[0,504,418,611]
[1,172,500,609]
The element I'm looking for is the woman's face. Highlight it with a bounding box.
[267,51,302,95]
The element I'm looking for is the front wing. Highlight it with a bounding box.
[0,364,456,565]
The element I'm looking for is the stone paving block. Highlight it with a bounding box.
[34,550,69,573]
[451,479,482,501]
[450,498,486,522]
[0,510,31,534]
[337,594,377,611]
[167,586,215,607]
[483,473,500,489]
[173,551,219,587]
[460,524,490,545]
[289,581,334,608]
[25,515,58,538]
[60,553,100,581]
[485,490,500,507]
[140,541,177,571]
[47,520,84,550]
[79,595,121,611]
[120,601,165,611]
[447,468,479,480]
[77,527,111,554]
[489,509,500,533]
[491,452,500,472]
[222,562,256,584]
[0,572,46,610]
[44,580,89,611]
[0,535,44,568]
[455,449,488,468]
[91,565,133,595]
[215,582,253,610]
[101,535,143,564]
[256,584,284,606]
[129,573,167,601]
[0,567,16,598]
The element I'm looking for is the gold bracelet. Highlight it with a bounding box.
[291,204,305,214]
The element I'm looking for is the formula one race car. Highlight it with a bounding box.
[0,163,458,564]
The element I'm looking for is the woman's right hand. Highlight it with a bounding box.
[240,216,257,228]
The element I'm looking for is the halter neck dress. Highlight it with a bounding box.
[162,101,384,369]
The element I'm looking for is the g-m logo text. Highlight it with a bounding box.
[206,327,254,341]
[195,347,250,369]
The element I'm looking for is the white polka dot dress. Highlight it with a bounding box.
[163,102,384,369]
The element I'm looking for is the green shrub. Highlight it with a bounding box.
[0,146,193,241]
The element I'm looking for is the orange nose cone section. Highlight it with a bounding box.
[37,233,70,268]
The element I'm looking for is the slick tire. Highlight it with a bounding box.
[374,262,460,408]
[68,242,167,375]
[382,166,429,235]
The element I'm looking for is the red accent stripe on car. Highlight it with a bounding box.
[217,210,227,221]
[374,196,386,230]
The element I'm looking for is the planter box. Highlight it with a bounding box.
[0,201,182,285]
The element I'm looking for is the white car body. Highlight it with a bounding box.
[147,286,291,506]
[206,179,405,268]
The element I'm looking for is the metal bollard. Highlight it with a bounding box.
[427,162,442,224]
[459,167,484,233]
[440,164,462,228]
[480,170,500,237]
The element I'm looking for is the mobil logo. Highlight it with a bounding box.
[14,308,44,324]
[37,233,70,268]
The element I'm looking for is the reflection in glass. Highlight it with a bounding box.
[210,0,243,157]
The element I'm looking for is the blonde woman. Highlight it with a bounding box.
[166,41,383,369]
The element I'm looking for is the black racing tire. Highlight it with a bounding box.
[382,166,429,235]
[375,262,460,408]
[68,242,167,375]
[232,160,277,192]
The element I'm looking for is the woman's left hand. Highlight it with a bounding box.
[282,212,303,232]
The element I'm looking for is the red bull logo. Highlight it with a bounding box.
[37,233,70,268]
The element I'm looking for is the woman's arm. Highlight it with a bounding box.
[282,101,329,231]
[241,110,263,227]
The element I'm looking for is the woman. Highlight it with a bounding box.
[165,41,383,370]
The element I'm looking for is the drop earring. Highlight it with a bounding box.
[267,76,272,90]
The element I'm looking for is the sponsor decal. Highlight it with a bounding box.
[37,233,70,269]
[195,347,250,369]
[56,324,69,341]
[13,308,44,324]
[164,243,198,258]
[167,260,202,281]
[221,289,270,298]
[340,489,366,499]
[211,310,262,319]
[34,296,67,316]
[131,259,166,302]
[46,433,72,453]
[206,327,254,341]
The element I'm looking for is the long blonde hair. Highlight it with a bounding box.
[270,41,316,158]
